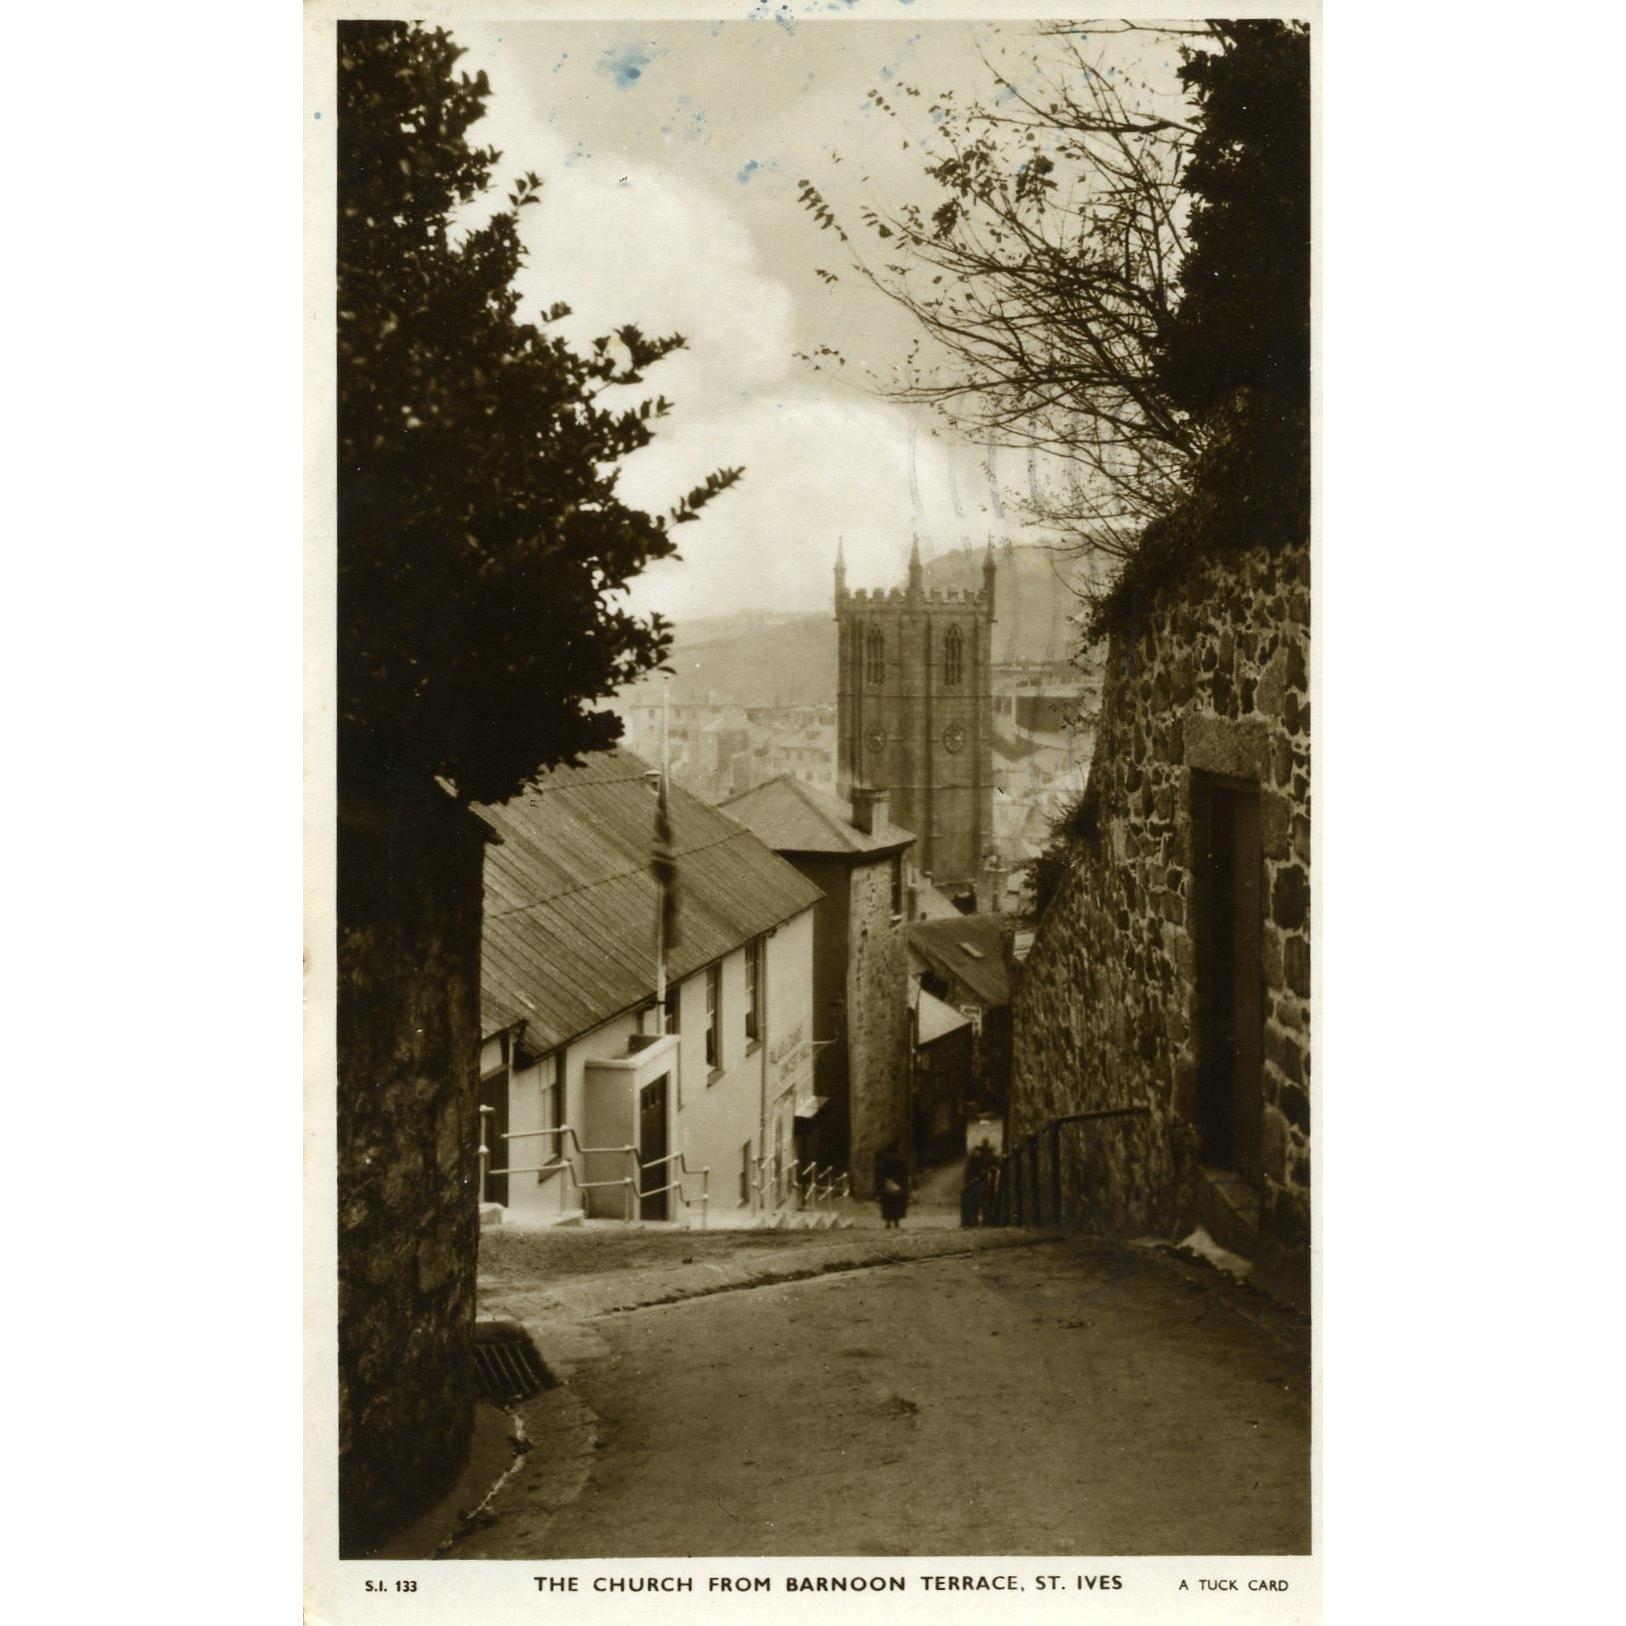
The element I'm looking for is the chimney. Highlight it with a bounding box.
[852,787,889,835]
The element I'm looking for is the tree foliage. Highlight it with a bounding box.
[337,22,741,807]
[1159,22,1310,422]
[1088,20,1310,635]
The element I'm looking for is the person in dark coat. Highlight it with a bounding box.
[961,1137,997,1228]
[876,1145,909,1229]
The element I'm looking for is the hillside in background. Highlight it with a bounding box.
[634,544,1094,707]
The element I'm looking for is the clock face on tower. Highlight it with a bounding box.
[864,722,887,753]
[942,721,967,754]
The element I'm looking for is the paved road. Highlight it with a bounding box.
[462,1237,1309,1558]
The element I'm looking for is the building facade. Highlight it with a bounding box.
[913,988,973,1169]
[721,776,915,1198]
[834,541,996,900]
[475,749,821,1228]
[907,911,1013,1120]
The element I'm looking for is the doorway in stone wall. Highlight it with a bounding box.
[1192,772,1264,1184]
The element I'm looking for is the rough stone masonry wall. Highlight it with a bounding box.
[1011,536,1310,1251]
[846,855,912,1198]
[336,791,487,1556]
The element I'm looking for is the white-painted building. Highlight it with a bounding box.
[475,748,822,1227]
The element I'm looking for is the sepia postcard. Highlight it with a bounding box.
[306,2,1319,1620]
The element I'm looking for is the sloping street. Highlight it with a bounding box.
[456,1233,1309,1559]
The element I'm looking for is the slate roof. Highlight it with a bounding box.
[907,912,1012,1008]
[476,749,823,1051]
[719,775,915,858]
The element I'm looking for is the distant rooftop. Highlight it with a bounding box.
[908,912,1012,1008]
[477,749,821,1051]
[720,775,915,858]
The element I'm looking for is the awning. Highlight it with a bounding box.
[793,1093,829,1121]
[916,987,972,1046]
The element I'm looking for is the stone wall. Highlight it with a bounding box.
[796,853,854,1178]
[1010,536,1310,1258]
[336,788,489,1556]
[846,854,912,1197]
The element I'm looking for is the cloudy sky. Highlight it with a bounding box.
[445,13,1187,621]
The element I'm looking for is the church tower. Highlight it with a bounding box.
[834,540,997,898]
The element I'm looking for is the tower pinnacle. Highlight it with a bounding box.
[907,535,923,597]
[834,538,847,611]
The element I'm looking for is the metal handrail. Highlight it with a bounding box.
[479,1110,711,1227]
[962,1105,1151,1230]
[750,1153,849,1223]
[480,1117,637,1218]
[640,1149,712,1229]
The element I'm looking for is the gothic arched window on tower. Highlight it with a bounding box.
[944,624,964,687]
[864,626,885,686]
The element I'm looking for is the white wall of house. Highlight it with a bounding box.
[493,905,817,1228]
[763,908,818,1206]
[669,906,816,1221]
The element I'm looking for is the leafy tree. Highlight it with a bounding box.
[1093,19,1310,632]
[338,21,740,809]
[1159,21,1310,422]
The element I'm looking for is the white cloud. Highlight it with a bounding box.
[445,26,1050,623]
[509,150,798,415]
[618,389,991,622]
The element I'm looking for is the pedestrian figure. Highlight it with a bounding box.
[877,1144,909,1229]
[961,1137,996,1228]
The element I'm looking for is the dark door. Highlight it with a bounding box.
[638,1075,669,1221]
[1193,774,1264,1182]
[480,1071,509,1207]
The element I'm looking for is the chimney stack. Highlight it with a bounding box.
[852,787,889,835]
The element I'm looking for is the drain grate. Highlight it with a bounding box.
[472,1320,551,1405]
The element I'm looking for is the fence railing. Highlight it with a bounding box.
[963,1105,1151,1230]
[754,1154,850,1222]
[641,1150,711,1230]
[478,1109,712,1227]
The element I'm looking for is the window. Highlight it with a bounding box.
[663,979,680,1036]
[744,937,763,1045]
[740,1140,753,1206]
[944,623,964,686]
[705,962,722,1074]
[891,854,904,920]
[864,625,885,686]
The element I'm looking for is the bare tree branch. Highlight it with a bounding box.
[798,25,1218,569]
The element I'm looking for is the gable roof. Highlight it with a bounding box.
[907,912,1012,1008]
[476,749,822,1051]
[719,775,915,859]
